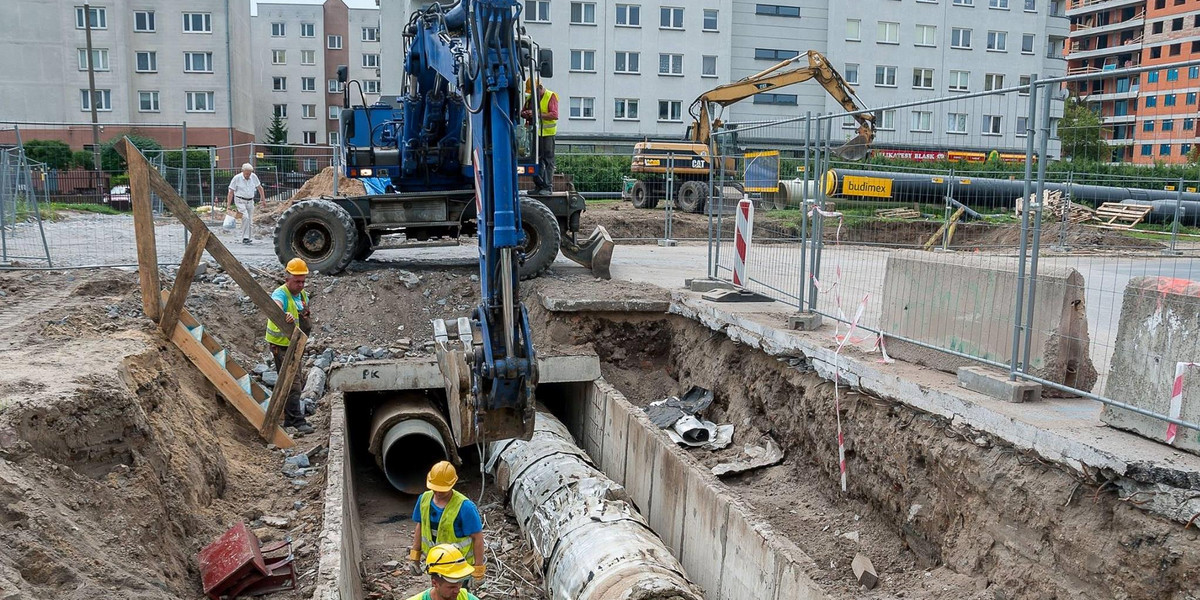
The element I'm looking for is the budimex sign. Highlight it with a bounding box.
[843,175,892,198]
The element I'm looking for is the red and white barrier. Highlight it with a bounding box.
[733,197,754,287]
[1167,362,1199,444]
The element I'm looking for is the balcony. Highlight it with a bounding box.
[1077,88,1139,102]
[1070,12,1144,37]
[1066,0,1145,17]
[1101,113,1136,124]
[1068,35,1143,60]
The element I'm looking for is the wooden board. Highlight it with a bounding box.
[161,229,210,335]
[875,208,922,219]
[1093,202,1152,229]
[125,139,161,322]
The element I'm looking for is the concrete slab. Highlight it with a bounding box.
[958,365,1042,403]
[648,430,688,554]
[879,250,1097,392]
[1103,277,1200,456]
[788,312,823,331]
[622,399,658,515]
[328,353,601,392]
[680,472,729,597]
[600,389,630,484]
[686,277,735,293]
[719,503,778,598]
[540,295,671,313]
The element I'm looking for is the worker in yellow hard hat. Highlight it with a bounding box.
[409,462,485,583]
[406,544,479,600]
[264,257,314,434]
[521,77,558,195]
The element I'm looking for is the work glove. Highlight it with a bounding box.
[473,564,486,580]
[408,548,422,575]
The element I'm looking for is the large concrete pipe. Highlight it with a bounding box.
[759,178,818,210]
[368,394,459,494]
[487,411,703,600]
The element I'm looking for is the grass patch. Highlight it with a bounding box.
[585,198,620,207]
[12,201,124,222]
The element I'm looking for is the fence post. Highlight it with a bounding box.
[1054,169,1072,252]
[808,115,829,312]
[1166,176,1185,256]
[0,150,10,264]
[1011,74,1039,379]
[941,168,955,251]
[332,149,339,197]
[180,121,188,200]
[1021,82,1054,373]
[660,152,676,246]
[706,139,715,277]
[799,112,812,311]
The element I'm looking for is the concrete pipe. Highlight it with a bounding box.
[368,394,459,494]
[487,411,703,600]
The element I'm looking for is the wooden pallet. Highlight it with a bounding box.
[1015,190,1097,224]
[1092,202,1152,230]
[875,207,922,219]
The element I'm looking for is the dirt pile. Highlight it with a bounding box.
[255,167,368,225]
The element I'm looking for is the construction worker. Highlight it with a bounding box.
[406,544,479,600]
[225,163,266,244]
[522,79,558,194]
[264,258,314,434]
[409,461,485,583]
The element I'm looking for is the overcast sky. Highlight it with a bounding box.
[251,0,379,16]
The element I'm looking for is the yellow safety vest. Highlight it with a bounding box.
[538,90,558,137]
[264,284,308,347]
[406,590,475,600]
[418,490,475,565]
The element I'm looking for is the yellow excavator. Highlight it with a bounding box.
[628,51,876,212]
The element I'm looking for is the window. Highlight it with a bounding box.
[846,19,861,41]
[303,131,317,145]
[301,50,316,65]
[1167,68,1179,82]
[1146,95,1158,108]
[755,48,800,61]
[271,22,285,37]
[1016,116,1028,136]
[1151,47,1162,59]
[272,50,286,65]
[1184,144,1192,156]
[658,100,683,121]
[614,98,639,120]
[953,0,974,4]
[951,28,972,49]
[1161,144,1172,156]
[984,73,1004,90]
[661,7,684,29]
[570,2,596,24]
[875,65,897,86]
[1024,0,1036,10]
[364,80,380,94]
[1190,66,1199,79]
[1141,144,1152,157]
[878,110,896,131]
[301,22,315,37]
[1163,119,1175,131]
[570,50,596,72]
[327,35,342,49]
[328,132,340,146]
[302,104,316,118]
[362,53,380,68]
[362,27,379,42]
[75,6,107,29]
[525,0,551,22]
[184,52,213,73]
[138,91,159,112]
[329,106,340,120]
[1022,34,1035,54]
[843,115,859,129]
[989,0,1009,7]
[844,64,859,85]
[987,31,1007,51]
[186,91,214,112]
[302,77,316,92]
[756,4,802,17]
[1185,118,1195,130]
[915,25,937,47]
[911,110,932,132]
[274,104,288,119]
[134,11,155,32]
[1188,92,1197,105]
[1148,71,1159,83]
[659,53,683,75]
[569,97,595,119]
[878,21,899,44]
[80,89,111,111]
[1019,75,1031,95]
[1165,94,1177,106]
[328,79,343,93]
[1171,43,1183,57]
[614,51,640,73]
[77,48,109,71]
[912,68,934,89]
[750,93,798,106]
[702,56,717,77]
[273,77,287,91]
[1173,17,1185,31]
[135,51,157,73]
[616,4,640,26]
[703,9,718,31]
[947,112,968,133]
[983,115,1002,135]
[949,70,969,91]
[1153,21,1164,34]
[183,13,211,33]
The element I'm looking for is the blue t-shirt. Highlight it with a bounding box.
[412,494,483,538]
[271,287,307,313]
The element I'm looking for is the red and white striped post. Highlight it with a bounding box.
[733,196,754,287]
[1167,362,1198,444]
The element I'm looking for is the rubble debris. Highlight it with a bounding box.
[712,435,785,477]
[852,553,879,590]
[314,348,335,370]
[644,386,714,428]
[302,367,326,399]
[396,270,421,289]
[262,371,279,387]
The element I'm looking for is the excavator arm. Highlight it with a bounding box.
[690,51,876,160]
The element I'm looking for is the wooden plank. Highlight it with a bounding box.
[261,327,306,438]
[124,138,161,322]
[161,229,210,336]
[113,141,297,338]
[168,315,294,448]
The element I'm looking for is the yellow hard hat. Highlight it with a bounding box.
[425,544,474,581]
[524,78,533,93]
[285,258,309,275]
[426,461,458,492]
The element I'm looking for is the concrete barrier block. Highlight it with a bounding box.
[880,250,1096,393]
[622,403,657,515]
[582,382,609,459]
[1102,277,1200,455]
[680,472,729,597]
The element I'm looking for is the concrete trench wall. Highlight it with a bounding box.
[313,392,365,600]
[554,378,828,600]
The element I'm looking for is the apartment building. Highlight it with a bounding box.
[0,0,255,154]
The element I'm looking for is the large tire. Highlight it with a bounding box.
[630,180,656,209]
[353,229,381,261]
[518,197,561,280]
[273,199,359,275]
[677,180,708,213]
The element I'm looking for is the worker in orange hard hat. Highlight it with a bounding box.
[409,461,486,583]
[406,544,480,600]
[264,257,314,434]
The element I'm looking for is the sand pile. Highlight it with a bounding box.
[256,167,368,225]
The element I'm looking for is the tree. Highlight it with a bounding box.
[22,140,73,169]
[98,135,162,171]
[1058,99,1110,162]
[1187,144,1200,166]
[262,114,295,172]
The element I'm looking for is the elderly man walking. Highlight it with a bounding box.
[226,163,266,244]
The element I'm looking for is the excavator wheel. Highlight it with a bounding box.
[630,180,657,209]
[518,197,561,280]
[273,199,359,275]
[676,180,708,214]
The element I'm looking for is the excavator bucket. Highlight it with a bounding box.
[559,225,614,280]
[832,132,872,161]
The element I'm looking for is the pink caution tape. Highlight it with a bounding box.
[1167,362,1199,445]
[832,293,869,493]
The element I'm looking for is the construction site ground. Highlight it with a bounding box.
[3,202,1200,598]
